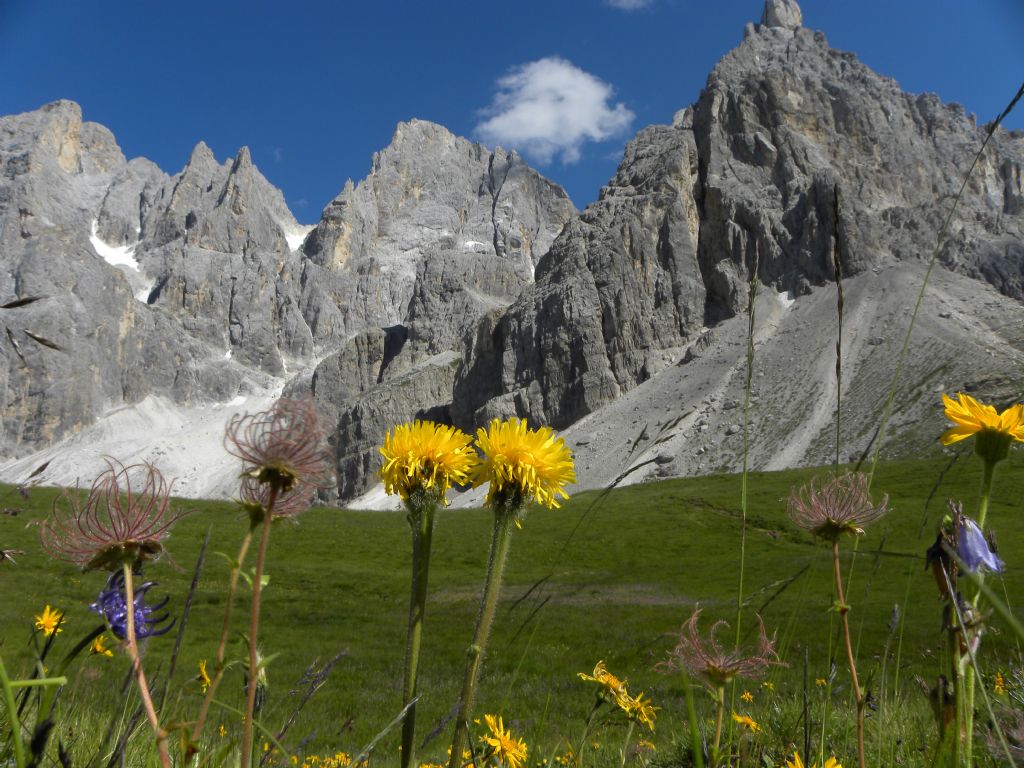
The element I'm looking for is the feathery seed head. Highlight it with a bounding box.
[226,397,334,493]
[41,460,182,571]
[788,471,888,540]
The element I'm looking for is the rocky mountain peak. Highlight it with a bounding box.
[760,0,802,30]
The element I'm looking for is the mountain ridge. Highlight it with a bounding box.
[1,1,1022,504]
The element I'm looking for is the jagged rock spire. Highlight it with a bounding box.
[761,0,802,30]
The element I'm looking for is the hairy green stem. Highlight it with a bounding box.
[448,501,518,768]
[712,684,725,762]
[241,484,278,768]
[400,496,437,768]
[123,564,171,768]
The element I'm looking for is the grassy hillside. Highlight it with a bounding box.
[1,452,1021,765]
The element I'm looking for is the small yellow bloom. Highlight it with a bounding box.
[996,672,1007,695]
[626,691,658,731]
[198,659,211,693]
[741,690,754,703]
[761,680,775,690]
[784,752,843,768]
[472,418,575,510]
[34,604,64,636]
[482,714,528,768]
[90,635,113,657]
[578,660,631,710]
[731,712,761,733]
[815,677,827,687]
[218,723,227,737]
[379,421,478,503]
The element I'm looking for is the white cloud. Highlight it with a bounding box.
[475,57,634,164]
[604,0,653,9]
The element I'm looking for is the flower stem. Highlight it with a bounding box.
[400,497,437,768]
[448,502,517,768]
[832,540,865,768]
[620,719,635,768]
[964,457,997,767]
[122,564,171,768]
[712,685,725,761]
[241,484,278,768]
[190,529,254,749]
[576,700,603,767]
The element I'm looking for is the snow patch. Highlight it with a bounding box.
[224,348,233,360]
[463,240,488,249]
[90,220,140,270]
[281,223,314,252]
[777,290,795,308]
[90,220,154,303]
[348,483,404,512]
[227,395,247,407]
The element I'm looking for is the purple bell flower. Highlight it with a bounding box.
[90,571,174,639]
[958,517,1004,574]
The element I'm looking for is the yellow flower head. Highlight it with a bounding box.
[784,753,843,768]
[379,421,478,504]
[482,714,528,768]
[218,724,227,737]
[34,604,64,636]
[472,418,575,510]
[578,660,631,710]
[741,690,754,703]
[731,712,761,733]
[996,671,1007,696]
[90,634,113,657]
[198,659,212,692]
[626,691,658,731]
[941,392,1024,463]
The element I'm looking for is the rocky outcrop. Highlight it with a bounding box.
[453,123,704,429]
[455,0,1024,434]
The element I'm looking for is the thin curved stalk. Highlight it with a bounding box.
[123,564,171,768]
[190,529,254,748]
[832,541,865,768]
[241,484,278,768]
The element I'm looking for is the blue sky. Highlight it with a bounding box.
[2,1,1021,220]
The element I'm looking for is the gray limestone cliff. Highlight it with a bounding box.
[453,1,1024,436]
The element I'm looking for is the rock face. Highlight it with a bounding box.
[3,0,1024,503]
[454,0,1024,438]
[294,120,575,497]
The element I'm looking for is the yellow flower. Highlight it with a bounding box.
[198,659,211,692]
[815,677,827,687]
[731,712,761,733]
[482,714,528,768]
[34,604,64,636]
[578,660,631,710]
[218,724,227,737]
[784,752,843,768]
[472,418,575,510]
[941,392,1024,462]
[996,672,1007,695]
[626,691,658,731]
[89,635,113,657]
[761,681,775,690]
[741,690,754,703]
[379,421,478,503]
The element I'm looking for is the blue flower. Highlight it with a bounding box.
[958,517,1005,574]
[90,571,174,639]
